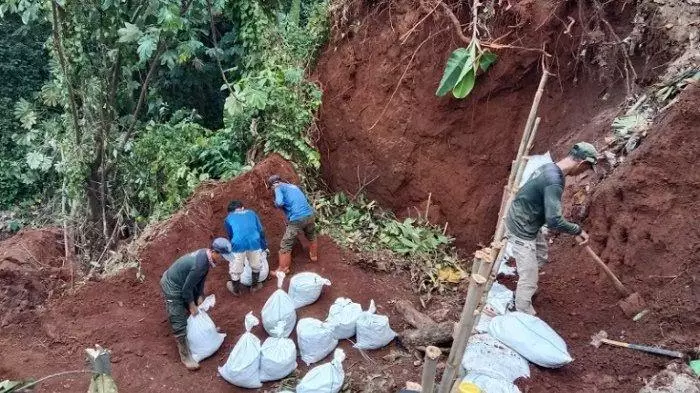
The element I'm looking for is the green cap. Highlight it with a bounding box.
[570,142,599,165]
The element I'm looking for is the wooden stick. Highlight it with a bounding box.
[425,192,432,223]
[436,250,490,393]
[421,346,442,393]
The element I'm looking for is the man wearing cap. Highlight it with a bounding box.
[505,142,598,315]
[160,237,234,370]
[267,175,317,274]
[224,200,268,295]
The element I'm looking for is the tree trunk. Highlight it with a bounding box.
[398,322,456,348]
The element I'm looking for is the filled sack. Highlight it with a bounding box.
[218,312,262,388]
[288,272,332,309]
[240,251,269,286]
[475,283,514,333]
[461,333,529,382]
[297,317,338,365]
[463,373,521,393]
[260,321,298,382]
[296,349,346,393]
[261,272,296,337]
[489,312,573,368]
[326,297,363,339]
[354,300,396,350]
[186,294,226,362]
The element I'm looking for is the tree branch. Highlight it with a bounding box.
[206,0,234,94]
[51,0,83,144]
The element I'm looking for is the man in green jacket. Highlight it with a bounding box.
[505,142,598,315]
[160,237,234,370]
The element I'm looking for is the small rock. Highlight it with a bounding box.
[413,360,421,367]
[118,301,124,307]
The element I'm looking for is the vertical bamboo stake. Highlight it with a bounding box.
[421,346,442,393]
[437,68,550,393]
[436,249,491,393]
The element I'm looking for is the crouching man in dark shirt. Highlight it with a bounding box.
[160,237,234,370]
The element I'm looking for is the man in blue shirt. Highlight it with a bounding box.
[223,200,268,295]
[267,175,317,274]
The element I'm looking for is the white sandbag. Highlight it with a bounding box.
[297,317,338,365]
[354,300,396,350]
[461,334,529,382]
[260,321,298,382]
[489,312,573,368]
[186,294,226,362]
[240,252,269,286]
[288,272,331,309]
[218,312,262,388]
[518,152,553,187]
[326,297,363,339]
[296,349,346,393]
[261,272,296,337]
[463,373,521,393]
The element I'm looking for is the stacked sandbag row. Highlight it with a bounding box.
[461,283,573,393]
[216,271,397,392]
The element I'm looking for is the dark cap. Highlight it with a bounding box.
[211,237,234,262]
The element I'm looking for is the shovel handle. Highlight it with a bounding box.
[583,245,631,296]
[601,339,685,358]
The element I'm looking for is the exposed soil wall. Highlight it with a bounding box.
[315,0,638,249]
[0,227,66,326]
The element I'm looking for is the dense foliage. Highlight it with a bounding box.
[0,0,329,251]
[0,16,51,209]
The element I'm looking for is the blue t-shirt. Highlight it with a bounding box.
[274,183,314,222]
[224,209,267,252]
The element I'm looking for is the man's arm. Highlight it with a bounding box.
[543,184,582,235]
[224,217,233,240]
[255,212,268,250]
[274,186,284,208]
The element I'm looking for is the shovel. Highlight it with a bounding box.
[580,243,647,318]
[590,330,688,359]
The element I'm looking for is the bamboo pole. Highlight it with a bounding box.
[436,249,491,393]
[436,69,550,393]
[421,346,442,393]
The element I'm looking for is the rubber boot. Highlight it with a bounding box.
[272,252,292,276]
[250,272,263,292]
[309,239,318,262]
[176,335,199,370]
[226,280,242,296]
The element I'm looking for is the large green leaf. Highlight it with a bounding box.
[436,48,472,97]
[137,33,158,61]
[452,69,475,98]
[117,22,142,43]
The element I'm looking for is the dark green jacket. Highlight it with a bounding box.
[161,249,209,304]
[506,163,581,240]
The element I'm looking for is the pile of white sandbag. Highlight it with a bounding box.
[261,272,296,337]
[218,312,263,388]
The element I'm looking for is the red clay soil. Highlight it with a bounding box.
[0,155,422,392]
[514,86,700,392]
[314,0,641,250]
[0,227,67,327]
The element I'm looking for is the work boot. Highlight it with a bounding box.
[309,239,318,262]
[271,252,292,276]
[176,335,199,370]
[250,272,263,292]
[226,280,242,296]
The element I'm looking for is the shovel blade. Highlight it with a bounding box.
[618,292,646,317]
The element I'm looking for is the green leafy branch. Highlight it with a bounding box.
[436,41,496,98]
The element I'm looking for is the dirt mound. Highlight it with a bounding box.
[0,155,422,392]
[515,85,700,392]
[314,0,641,249]
[0,227,66,326]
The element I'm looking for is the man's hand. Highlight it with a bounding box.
[264,248,270,256]
[576,230,590,246]
[196,296,204,306]
[189,302,199,316]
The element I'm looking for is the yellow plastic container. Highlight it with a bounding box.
[457,381,482,393]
